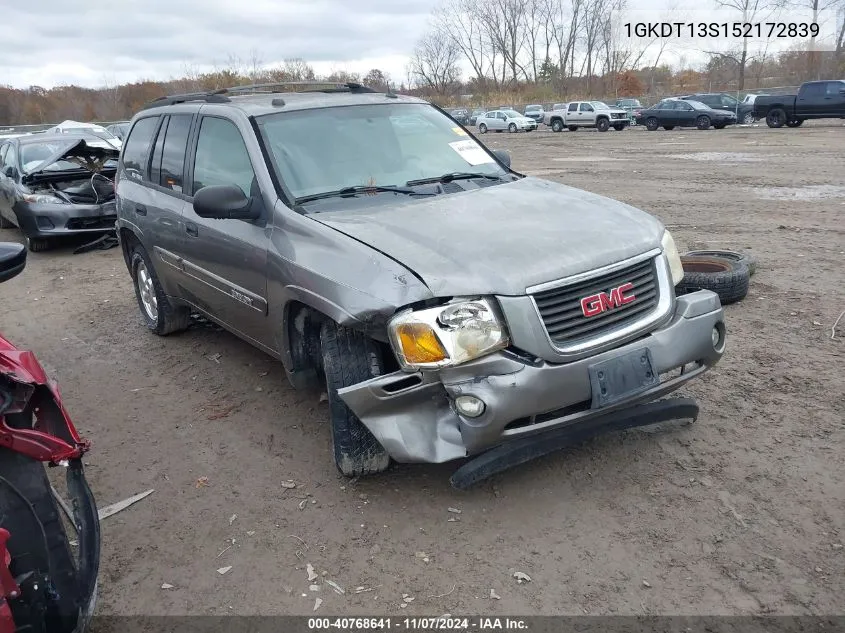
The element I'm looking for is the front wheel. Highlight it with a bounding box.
[130,245,190,336]
[596,118,609,132]
[696,115,711,130]
[645,118,659,131]
[786,118,804,128]
[508,123,517,133]
[551,119,563,132]
[478,123,487,134]
[320,322,391,476]
[742,112,755,124]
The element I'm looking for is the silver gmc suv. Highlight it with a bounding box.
[115,82,726,481]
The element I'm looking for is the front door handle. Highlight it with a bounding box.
[134,203,147,216]
[185,222,198,237]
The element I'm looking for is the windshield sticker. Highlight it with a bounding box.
[448,140,494,166]
[451,127,468,136]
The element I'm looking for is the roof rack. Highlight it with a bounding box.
[140,82,378,111]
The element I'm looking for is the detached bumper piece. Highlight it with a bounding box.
[450,397,699,489]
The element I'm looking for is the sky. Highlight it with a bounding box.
[0,0,436,89]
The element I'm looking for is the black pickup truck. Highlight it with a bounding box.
[753,80,845,128]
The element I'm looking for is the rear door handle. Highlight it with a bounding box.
[134,203,147,216]
[185,222,198,237]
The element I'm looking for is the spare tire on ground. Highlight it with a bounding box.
[676,255,750,305]
[684,249,757,276]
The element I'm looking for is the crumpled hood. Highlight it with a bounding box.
[313,177,665,296]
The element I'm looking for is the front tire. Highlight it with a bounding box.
[645,117,659,131]
[130,245,190,336]
[596,118,609,132]
[766,108,786,128]
[742,112,755,124]
[319,322,391,477]
[478,123,487,134]
[508,123,517,133]
[551,119,563,133]
[696,115,711,130]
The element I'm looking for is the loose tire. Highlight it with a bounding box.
[478,123,487,134]
[786,118,804,128]
[596,118,610,132]
[1,449,80,633]
[568,125,578,132]
[613,124,626,131]
[508,123,517,133]
[696,115,711,130]
[663,126,675,131]
[130,245,190,336]
[551,119,563,133]
[676,255,750,305]
[320,322,391,477]
[766,108,786,128]
[684,249,757,276]
[26,237,52,252]
[645,118,659,131]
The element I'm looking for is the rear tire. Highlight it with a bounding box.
[1,449,80,633]
[676,255,750,305]
[646,118,659,131]
[696,115,711,130]
[766,108,786,128]
[742,112,755,124]
[130,245,190,336]
[663,126,675,130]
[568,125,578,132]
[320,322,391,477]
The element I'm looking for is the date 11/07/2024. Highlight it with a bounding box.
[624,21,820,39]
[308,617,528,630]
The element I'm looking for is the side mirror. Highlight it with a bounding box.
[193,184,260,221]
[492,149,511,169]
[0,242,26,283]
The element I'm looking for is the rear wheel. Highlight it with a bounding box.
[130,245,190,336]
[596,118,610,132]
[568,125,578,132]
[742,112,755,124]
[320,322,391,477]
[696,115,711,130]
[645,118,659,131]
[766,108,787,128]
[663,125,675,131]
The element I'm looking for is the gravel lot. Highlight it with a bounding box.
[2,122,844,617]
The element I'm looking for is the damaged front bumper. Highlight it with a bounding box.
[339,290,725,463]
[12,201,116,239]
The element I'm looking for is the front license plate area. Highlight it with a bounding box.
[589,348,658,408]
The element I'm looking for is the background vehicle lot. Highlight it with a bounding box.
[1,124,844,617]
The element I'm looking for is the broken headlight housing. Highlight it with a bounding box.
[662,230,684,285]
[388,298,510,370]
[22,193,64,205]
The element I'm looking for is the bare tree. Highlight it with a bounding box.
[409,30,462,94]
[434,1,499,90]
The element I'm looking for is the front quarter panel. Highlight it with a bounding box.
[266,202,433,366]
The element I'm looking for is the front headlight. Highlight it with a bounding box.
[22,193,64,205]
[388,298,509,370]
[661,230,685,285]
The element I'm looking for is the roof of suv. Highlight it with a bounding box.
[140,84,427,118]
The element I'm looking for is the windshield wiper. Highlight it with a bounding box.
[406,172,504,186]
[295,185,428,204]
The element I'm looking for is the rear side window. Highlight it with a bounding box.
[159,114,192,193]
[192,117,255,197]
[801,83,824,98]
[122,117,159,181]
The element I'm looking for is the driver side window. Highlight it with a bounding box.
[579,103,594,112]
[192,117,256,197]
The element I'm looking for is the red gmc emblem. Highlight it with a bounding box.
[580,282,636,317]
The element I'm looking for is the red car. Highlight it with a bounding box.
[0,242,99,633]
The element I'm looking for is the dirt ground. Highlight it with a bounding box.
[2,122,844,617]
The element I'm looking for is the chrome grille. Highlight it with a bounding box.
[532,257,659,347]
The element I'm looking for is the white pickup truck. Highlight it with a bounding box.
[543,101,630,132]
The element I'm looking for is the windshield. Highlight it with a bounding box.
[525,105,541,111]
[258,103,507,201]
[59,126,118,140]
[20,142,80,172]
[591,101,610,110]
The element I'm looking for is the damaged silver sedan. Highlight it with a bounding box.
[0,134,118,252]
[114,83,726,485]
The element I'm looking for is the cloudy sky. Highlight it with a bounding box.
[1,0,436,88]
